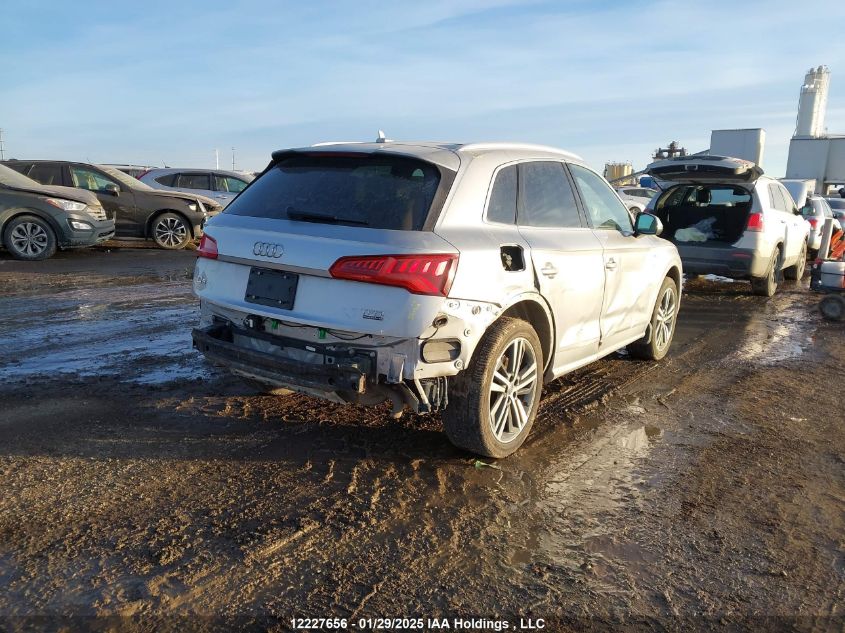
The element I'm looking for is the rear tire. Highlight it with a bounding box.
[628,276,679,361]
[784,242,807,280]
[151,212,191,249]
[751,247,781,297]
[2,215,57,261]
[442,317,543,458]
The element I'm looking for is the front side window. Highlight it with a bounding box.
[799,200,816,217]
[214,174,248,194]
[486,165,517,224]
[70,166,117,192]
[178,173,211,190]
[518,161,581,228]
[569,164,632,232]
[225,154,444,231]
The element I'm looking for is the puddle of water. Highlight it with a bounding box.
[504,420,667,571]
[0,282,204,385]
[731,301,813,366]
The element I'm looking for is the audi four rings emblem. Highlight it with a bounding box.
[253,242,284,258]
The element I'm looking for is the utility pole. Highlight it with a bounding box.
[0,129,5,161]
[231,147,235,171]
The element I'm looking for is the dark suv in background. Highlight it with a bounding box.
[3,160,223,249]
[0,164,115,260]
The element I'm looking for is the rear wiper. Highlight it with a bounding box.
[285,208,369,226]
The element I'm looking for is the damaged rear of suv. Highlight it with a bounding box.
[193,140,681,457]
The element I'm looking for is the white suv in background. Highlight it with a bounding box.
[646,155,810,296]
[192,140,682,457]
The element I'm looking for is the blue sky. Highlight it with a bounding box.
[2,0,844,175]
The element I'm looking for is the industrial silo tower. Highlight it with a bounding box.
[795,65,831,138]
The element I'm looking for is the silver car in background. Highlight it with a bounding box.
[798,196,841,254]
[616,186,658,214]
[192,141,682,457]
[140,168,254,208]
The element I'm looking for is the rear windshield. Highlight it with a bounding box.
[224,154,447,230]
[659,185,751,208]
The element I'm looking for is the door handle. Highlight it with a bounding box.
[540,263,557,279]
[605,258,618,271]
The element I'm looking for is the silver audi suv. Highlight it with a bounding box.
[192,140,682,457]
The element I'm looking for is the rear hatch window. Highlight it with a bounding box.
[224,153,450,231]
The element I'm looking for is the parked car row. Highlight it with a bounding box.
[1,160,227,258]
[0,164,115,260]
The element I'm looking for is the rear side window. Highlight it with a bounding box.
[155,174,177,186]
[178,173,210,190]
[768,184,790,212]
[518,162,581,228]
[225,154,444,231]
[28,164,63,186]
[486,166,517,224]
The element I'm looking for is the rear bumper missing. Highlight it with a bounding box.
[192,323,369,393]
[675,245,757,278]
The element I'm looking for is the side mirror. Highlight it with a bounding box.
[103,183,120,196]
[635,212,663,236]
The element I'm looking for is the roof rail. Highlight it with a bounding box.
[458,142,582,161]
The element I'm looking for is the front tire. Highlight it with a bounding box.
[442,317,543,458]
[628,276,679,361]
[151,212,191,249]
[751,247,781,297]
[784,241,807,280]
[2,215,57,260]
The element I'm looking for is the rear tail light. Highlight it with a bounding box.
[329,253,458,296]
[197,234,218,259]
[746,212,764,232]
[807,217,819,230]
[136,170,150,179]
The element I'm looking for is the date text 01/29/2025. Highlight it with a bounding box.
[289,617,547,630]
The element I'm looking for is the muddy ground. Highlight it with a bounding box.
[0,247,842,632]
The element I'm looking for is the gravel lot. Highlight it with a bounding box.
[0,247,842,632]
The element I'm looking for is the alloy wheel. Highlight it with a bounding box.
[654,286,676,352]
[488,337,538,443]
[10,222,49,257]
[155,217,188,248]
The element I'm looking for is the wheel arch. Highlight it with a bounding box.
[145,209,194,239]
[0,207,63,243]
[665,264,682,291]
[498,295,555,375]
